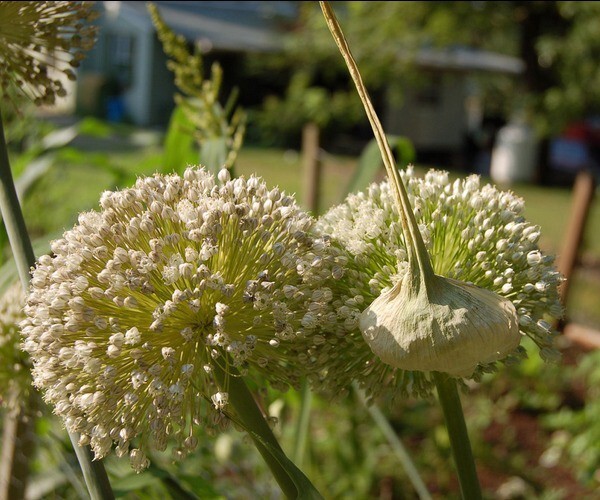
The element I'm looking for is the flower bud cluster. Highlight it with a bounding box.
[312,168,562,399]
[20,167,346,471]
[0,1,98,107]
[19,164,563,469]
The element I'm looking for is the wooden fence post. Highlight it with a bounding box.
[556,170,600,349]
[302,122,322,215]
[557,170,596,305]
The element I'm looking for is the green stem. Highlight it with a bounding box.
[0,110,114,500]
[292,380,313,466]
[0,389,37,499]
[0,118,36,288]
[211,362,299,498]
[353,384,432,500]
[67,433,115,500]
[432,372,482,500]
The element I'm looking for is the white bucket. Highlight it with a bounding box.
[490,122,538,185]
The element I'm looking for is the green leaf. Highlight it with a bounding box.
[247,430,324,500]
[8,120,80,177]
[14,155,54,197]
[111,472,162,494]
[345,135,415,196]
[26,469,69,500]
[162,104,197,174]
[175,474,224,499]
[200,137,228,175]
[146,464,205,500]
[40,124,80,150]
[78,117,114,138]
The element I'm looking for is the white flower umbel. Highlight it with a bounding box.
[315,170,562,397]
[20,167,342,472]
[0,1,97,107]
[0,282,29,409]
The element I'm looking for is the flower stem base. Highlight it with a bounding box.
[433,371,482,500]
[211,362,322,498]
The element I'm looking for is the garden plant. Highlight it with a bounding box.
[1,1,597,499]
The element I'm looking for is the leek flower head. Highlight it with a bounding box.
[21,167,345,470]
[311,169,562,398]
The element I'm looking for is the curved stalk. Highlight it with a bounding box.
[319,1,434,283]
[433,373,482,499]
[320,4,483,498]
[212,362,322,499]
[292,380,313,466]
[0,110,114,500]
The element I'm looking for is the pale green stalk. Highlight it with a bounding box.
[319,3,483,498]
[292,380,313,466]
[353,384,432,500]
[432,372,482,500]
[0,110,114,500]
[212,361,322,499]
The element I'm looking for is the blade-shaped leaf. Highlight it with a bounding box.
[346,135,415,195]
[247,429,324,500]
[200,137,228,175]
[163,105,197,174]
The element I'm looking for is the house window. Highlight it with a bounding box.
[106,33,135,87]
[416,75,442,106]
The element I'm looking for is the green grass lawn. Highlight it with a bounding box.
[236,146,356,213]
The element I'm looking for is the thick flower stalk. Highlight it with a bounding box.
[0,282,29,409]
[20,167,345,472]
[311,169,562,398]
[0,1,97,107]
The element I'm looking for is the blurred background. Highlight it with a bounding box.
[2,1,599,498]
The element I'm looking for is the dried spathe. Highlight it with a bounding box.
[360,273,520,377]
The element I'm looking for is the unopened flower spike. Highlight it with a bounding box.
[320,3,521,379]
[20,166,344,473]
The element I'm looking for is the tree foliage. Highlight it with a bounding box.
[253,1,599,140]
